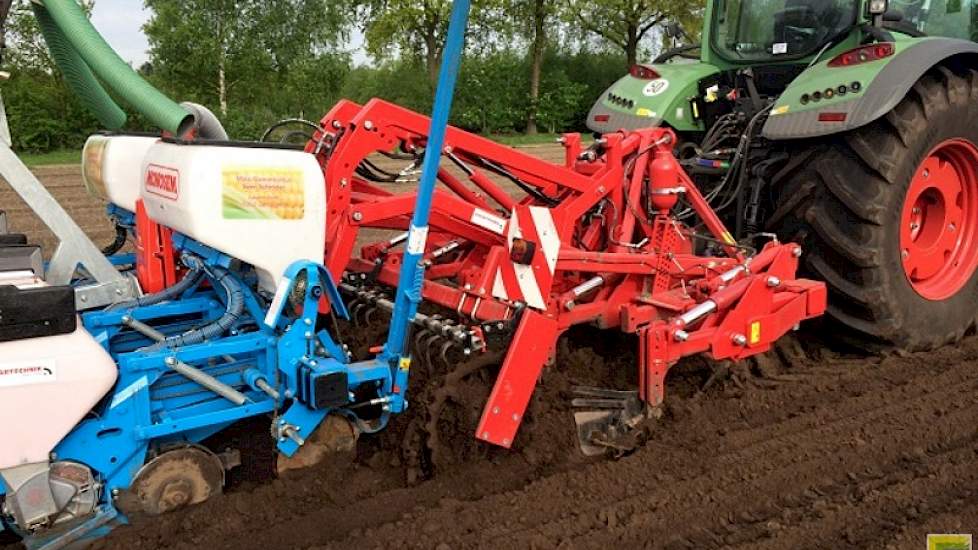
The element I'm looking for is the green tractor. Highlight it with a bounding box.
[589,0,978,350]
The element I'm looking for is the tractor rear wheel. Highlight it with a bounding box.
[768,68,978,350]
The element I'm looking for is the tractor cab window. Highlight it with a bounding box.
[713,0,858,61]
[889,0,976,41]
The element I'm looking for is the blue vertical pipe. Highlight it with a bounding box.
[382,0,472,392]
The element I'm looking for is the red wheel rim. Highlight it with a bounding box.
[900,139,978,300]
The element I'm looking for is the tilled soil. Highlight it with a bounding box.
[7,160,978,549]
[95,332,978,550]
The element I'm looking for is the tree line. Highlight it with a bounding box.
[3,0,703,153]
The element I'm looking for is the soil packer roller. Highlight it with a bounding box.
[0,0,822,547]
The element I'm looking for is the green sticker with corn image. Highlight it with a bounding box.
[222,166,305,220]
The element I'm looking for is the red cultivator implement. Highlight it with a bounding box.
[308,98,826,456]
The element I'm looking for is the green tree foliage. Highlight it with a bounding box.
[566,0,703,66]
[143,0,350,133]
[3,0,671,152]
[355,0,503,88]
[2,0,101,152]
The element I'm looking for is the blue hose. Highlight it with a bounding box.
[146,264,244,351]
[107,268,203,311]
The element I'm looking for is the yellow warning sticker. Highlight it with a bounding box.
[398,357,412,372]
[750,321,762,345]
[222,166,305,220]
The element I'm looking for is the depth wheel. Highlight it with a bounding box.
[769,67,978,350]
[125,446,224,516]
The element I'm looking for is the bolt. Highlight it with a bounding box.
[304,318,313,326]
[792,247,802,258]
[49,452,57,461]
[912,207,921,215]
[80,295,88,303]
[111,489,120,498]
[497,322,504,330]
[304,331,314,339]
[910,223,920,231]
[923,169,930,178]
[492,406,500,414]
[482,431,490,439]
[340,178,348,187]
[565,300,576,311]
[364,120,374,130]
[352,211,363,222]
[165,356,177,366]
[464,283,472,291]
[793,324,801,331]
[512,413,519,421]
[732,333,748,346]
[674,330,689,342]
[767,276,781,288]
[902,249,910,260]
[949,223,957,232]
[332,120,342,129]
[116,288,123,296]
[503,438,511,446]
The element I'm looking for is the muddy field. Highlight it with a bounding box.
[5,156,978,550]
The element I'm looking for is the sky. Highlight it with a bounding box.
[90,0,151,67]
[89,0,368,67]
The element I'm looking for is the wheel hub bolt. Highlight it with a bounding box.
[731,334,748,346]
[766,276,781,288]
[949,223,956,232]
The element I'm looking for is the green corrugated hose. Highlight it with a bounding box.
[32,2,126,129]
[39,0,193,136]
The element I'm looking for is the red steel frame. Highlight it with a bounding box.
[298,98,828,448]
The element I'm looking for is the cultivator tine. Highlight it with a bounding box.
[438,339,457,371]
[571,386,645,457]
[350,300,368,325]
[420,333,442,368]
[412,327,431,357]
[364,305,380,326]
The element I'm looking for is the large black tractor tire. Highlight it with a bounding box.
[768,67,978,351]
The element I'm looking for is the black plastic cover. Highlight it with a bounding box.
[313,371,349,410]
[0,283,76,342]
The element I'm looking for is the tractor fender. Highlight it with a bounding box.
[586,61,720,134]
[763,37,978,140]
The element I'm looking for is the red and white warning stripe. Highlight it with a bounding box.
[492,205,560,310]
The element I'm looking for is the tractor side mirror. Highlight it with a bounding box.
[664,22,683,40]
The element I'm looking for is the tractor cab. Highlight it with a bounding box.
[588,0,978,139]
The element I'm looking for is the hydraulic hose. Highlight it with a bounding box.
[31,2,126,129]
[107,268,204,311]
[38,0,193,136]
[146,264,245,351]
